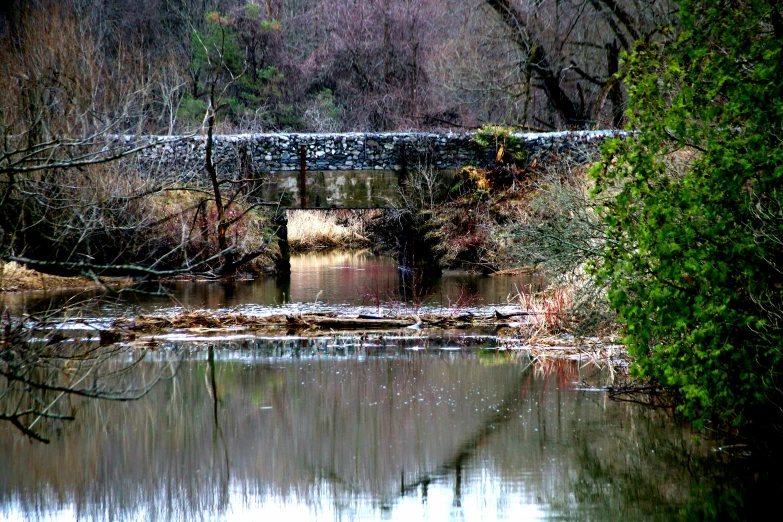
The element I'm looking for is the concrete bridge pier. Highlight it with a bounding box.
[272,209,290,275]
[395,211,441,277]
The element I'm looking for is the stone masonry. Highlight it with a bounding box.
[124,130,624,180]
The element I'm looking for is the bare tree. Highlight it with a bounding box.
[303,0,443,130]
[481,0,674,129]
[0,4,164,272]
[0,2,276,280]
[0,1,270,442]
[192,11,277,275]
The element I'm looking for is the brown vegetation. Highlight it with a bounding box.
[392,134,616,337]
[287,209,375,252]
[0,261,100,292]
[0,4,282,281]
[142,189,278,274]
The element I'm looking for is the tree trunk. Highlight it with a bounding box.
[205,101,236,275]
[485,0,589,128]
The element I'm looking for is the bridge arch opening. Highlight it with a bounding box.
[285,208,393,253]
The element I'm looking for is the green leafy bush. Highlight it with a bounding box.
[593,0,783,433]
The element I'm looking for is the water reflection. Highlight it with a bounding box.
[0,341,716,521]
[0,251,543,317]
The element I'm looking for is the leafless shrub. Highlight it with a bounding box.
[489,147,617,335]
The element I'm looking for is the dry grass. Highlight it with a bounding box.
[0,261,131,292]
[501,266,617,339]
[511,283,575,332]
[142,189,278,273]
[288,209,371,251]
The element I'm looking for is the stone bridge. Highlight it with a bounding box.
[129,130,621,208]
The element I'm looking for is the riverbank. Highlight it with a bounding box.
[0,261,134,292]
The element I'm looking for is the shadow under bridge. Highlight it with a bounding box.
[259,168,424,210]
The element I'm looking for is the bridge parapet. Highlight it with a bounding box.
[126,130,623,179]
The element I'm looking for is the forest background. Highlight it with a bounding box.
[0,0,674,135]
[0,0,672,280]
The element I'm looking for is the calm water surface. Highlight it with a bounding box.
[0,250,543,318]
[1,341,709,522]
[1,252,777,520]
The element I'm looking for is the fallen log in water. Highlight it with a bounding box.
[110,308,566,337]
[287,315,416,329]
[113,311,421,334]
[113,311,290,331]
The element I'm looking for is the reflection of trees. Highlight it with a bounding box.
[570,407,783,520]
[0,345,531,518]
[399,360,532,505]
[565,407,696,519]
[207,345,231,512]
[0,311,175,443]
[0,343,756,520]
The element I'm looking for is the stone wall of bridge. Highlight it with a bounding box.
[125,130,622,180]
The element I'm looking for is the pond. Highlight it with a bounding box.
[0,251,777,520]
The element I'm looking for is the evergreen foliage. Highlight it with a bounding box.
[593,0,783,432]
[182,11,289,129]
[473,125,527,164]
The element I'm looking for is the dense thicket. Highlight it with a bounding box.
[1,0,673,133]
[594,0,783,435]
[0,3,276,277]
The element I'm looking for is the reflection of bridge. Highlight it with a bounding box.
[133,130,620,209]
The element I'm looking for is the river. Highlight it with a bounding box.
[0,250,544,319]
[0,251,776,521]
